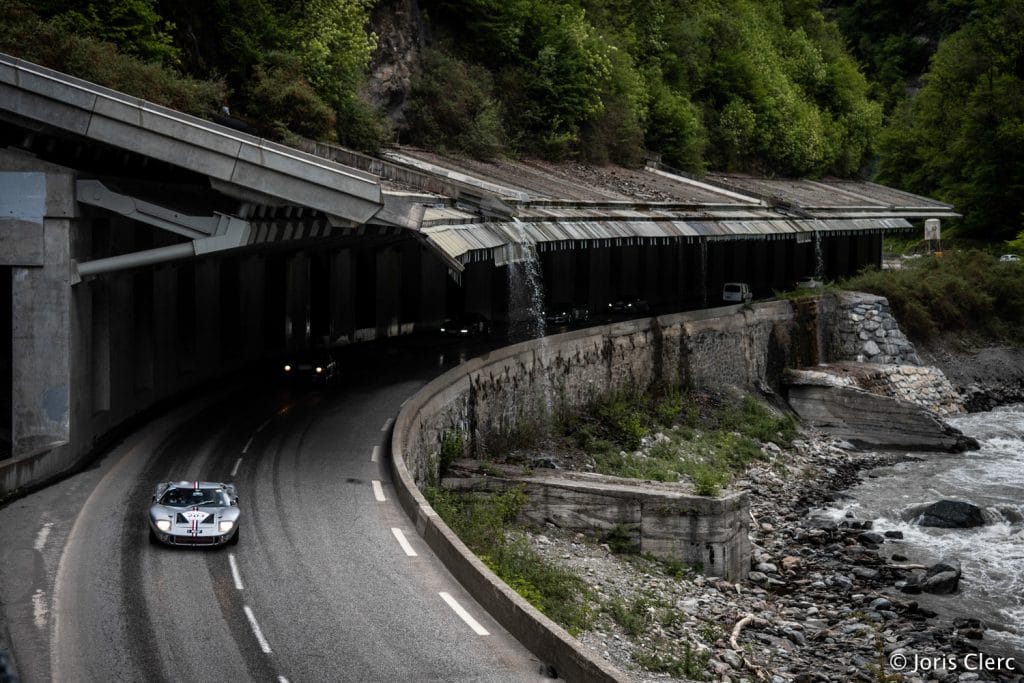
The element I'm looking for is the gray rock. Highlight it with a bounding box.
[916,501,985,528]
[922,559,962,594]
[721,649,743,669]
[859,531,885,545]
[869,597,892,611]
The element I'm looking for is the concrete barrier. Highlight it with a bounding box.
[389,302,801,681]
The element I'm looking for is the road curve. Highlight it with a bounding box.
[0,338,549,682]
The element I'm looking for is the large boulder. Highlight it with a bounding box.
[922,559,962,594]
[917,500,986,528]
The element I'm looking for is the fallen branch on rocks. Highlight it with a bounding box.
[730,613,765,649]
[889,563,928,571]
[730,614,770,680]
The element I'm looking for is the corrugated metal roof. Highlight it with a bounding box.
[423,216,912,267]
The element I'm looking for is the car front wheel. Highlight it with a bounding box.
[228,528,239,546]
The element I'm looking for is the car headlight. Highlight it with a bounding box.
[460,329,469,334]
[283,364,291,372]
[315,366,323,373]
[219,520,234,533]
[155,519,171,532]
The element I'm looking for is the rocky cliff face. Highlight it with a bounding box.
[363,0,424,123]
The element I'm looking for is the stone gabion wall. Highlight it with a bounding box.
[852,365,965,416]
[829,292,922,365]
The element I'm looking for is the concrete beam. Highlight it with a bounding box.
[0,53,384,226]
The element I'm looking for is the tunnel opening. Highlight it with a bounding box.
[0,266,10,458]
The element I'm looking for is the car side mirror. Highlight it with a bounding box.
[232,497,239,505]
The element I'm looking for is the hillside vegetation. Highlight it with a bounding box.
[1,0,1023,244]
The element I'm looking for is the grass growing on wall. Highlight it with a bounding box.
[424,486,595,635]
[558,387,795,496]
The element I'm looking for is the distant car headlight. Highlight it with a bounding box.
[155,519,171,532]
[460,329,469,334]
[283,364,292,372]
[219,520,234,533]
[315,366,323,373]
[440,327,446,333]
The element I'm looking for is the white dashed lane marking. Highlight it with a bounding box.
[34,523,53,552]
[371,480,386,502]
[231,458,243,477]
[371,446,380,463]
[439,592,490,636]
[243,605,272,654]
[380,418,393,432]
[228,553,244,590]
[242,436,253,454]
[391,528,417,557]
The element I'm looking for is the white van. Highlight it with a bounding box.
[722,282,752,303]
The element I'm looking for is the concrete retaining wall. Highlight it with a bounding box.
[390,300,806,681]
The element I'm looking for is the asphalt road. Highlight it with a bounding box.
[0,336,552,683]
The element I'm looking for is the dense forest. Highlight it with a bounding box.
[1,0,1022,243]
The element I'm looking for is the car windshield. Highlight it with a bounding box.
[159,487,230,507]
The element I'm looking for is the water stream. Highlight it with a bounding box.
[505,223,546,340]
[819,404,1024,659]
[505,222,553,413]
[814,230,825,279]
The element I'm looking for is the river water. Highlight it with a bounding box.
[820,404,1024,660]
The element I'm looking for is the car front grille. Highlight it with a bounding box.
[169,535,219,545]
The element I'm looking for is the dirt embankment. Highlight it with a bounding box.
[917,341,1024,411]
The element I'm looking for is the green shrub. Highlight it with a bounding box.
[633,640,710,679]
[438,430,464,474]
[842,250,1024,343]
[425,486,594,635]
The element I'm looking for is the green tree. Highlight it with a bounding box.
[29,0,178,64]
[878,1,1024,240]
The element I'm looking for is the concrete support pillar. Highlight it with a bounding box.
[588,247,611,312]
[376,247,401,338]
[621,245,640,296]
[152,265,178,393]
[240,256,265,358]
[548,250,575,304]
[772,240,788,290]
[400,242,420,334]
[643,246,658,304]
[833,235,851,278]
[5,169,74,455]
[463,261,493,317]
[732,240,747,283]
[285,252,309,349]
[195,259,221,368]
[1,267,12,453]
[418,247,447,329]
[330,249,355,343]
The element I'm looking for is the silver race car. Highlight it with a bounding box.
[148,481,240,547]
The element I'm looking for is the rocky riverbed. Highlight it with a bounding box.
[522,428,1022,682]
